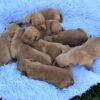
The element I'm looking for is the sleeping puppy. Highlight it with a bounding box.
[18,59,74,88]
[45,20,64,36]
[32,39,70,60]
[40,8,63,22]
[17,12,46,31]
[33,20,64,38]
[0,23,20,66]
[55,37,100,71]
[21,22,63,45]
[11,28,52,65]
[21,26,41,45]
[44,28,88,47]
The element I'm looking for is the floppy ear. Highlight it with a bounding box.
[51,21,59,34]
[59,12,63,22]
[77,28,87,34]
[33,30,41,41]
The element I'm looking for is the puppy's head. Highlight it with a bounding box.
[55,53,73,68]
[4,23,20,40]
[21,26,40,45]
[17,12,46,31]
[40,8,63,22]
[30,12,46,31]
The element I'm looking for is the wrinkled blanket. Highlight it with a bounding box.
[0,0,100,100]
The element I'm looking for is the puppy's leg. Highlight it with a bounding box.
[0,37,12,66]
[84,56,93,71]
[85,63,93,71]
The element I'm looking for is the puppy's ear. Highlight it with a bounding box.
[34,35,39,41]
[50,21,61,34]
[77,28,86,33]
[59,12,63,23]
[36,31,41,40]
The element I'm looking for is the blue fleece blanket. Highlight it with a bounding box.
[0,0,100,100]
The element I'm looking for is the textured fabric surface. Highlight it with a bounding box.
[0,0,100,100]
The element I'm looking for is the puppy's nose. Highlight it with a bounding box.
[41,24,46,30]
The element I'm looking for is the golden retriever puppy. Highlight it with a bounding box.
[33,39,70,60]
[0,23,20,66]
[40,8,63,22]
[55,37,100,70]
[21,26,41,45]
[18,12,46,30]
[21,21,63,45]
[45,20,63,36]
[44,28,88,47]
[18,59,74,88]
[11,28,52,65]
[4,23,20,40]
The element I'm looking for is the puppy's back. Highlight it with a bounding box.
[18,59,74,88]
[48,28,88,46]
[40,8,63,22]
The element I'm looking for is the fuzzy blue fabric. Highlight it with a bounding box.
[0,0,100,100]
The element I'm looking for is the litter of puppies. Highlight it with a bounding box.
[0,8,100,88]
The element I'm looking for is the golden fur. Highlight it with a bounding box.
[18,59,74,88]
[11,28,52,65]
[40,8,63,22]
[33,39,70,60]
[0,23,20,66]
[21,26,41,45]
[45,20,63,35]
[44,28,88,47]
[4,23,20,40]
[18,12,46,30]
[55,37,100,70]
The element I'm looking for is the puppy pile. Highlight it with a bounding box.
[0,8,100,88]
